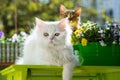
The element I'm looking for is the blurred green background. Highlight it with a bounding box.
[0,0,116,37]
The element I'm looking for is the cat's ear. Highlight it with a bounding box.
[75,8,81,16]
[59,18,67,31]
[35,17,45,29]
[60,5,67,15]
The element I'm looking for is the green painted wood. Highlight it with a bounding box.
[105,72,120,80]
[0,72,6,80]
[1,65,120,80]
[73,43,120,66]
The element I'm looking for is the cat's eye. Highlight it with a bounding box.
[43,33,49,37]
[55,33,60,36]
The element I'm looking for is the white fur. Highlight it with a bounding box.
[16,18,79,80]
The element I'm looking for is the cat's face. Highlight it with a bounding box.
[35,18,68,46]
[60,5,81,22]
[60,5,81,31]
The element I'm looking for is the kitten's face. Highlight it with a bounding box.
[61,10,79,22]
[60,5,81,22]
[35,18,67,46]
[60,5,81,31]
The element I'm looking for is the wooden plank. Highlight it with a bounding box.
[1,65,120,80]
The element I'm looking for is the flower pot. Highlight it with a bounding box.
[73,42,120,66]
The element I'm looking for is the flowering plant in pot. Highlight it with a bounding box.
[72,21,120,46]
[72,21,120,66]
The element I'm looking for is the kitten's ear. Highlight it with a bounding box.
[35,17,45,29]
[75,8,82,16]
[59,18,67,31]
[60,5,67,15]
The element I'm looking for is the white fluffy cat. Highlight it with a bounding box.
[16,18,79,80]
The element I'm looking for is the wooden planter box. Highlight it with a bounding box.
[73,42,120,66]
[0,42,23,67]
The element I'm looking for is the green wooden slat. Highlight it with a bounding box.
[1,65,120,80]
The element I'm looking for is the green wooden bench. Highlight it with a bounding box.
[1,65,120,80]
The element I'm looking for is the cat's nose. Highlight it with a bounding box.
[50,37,54,40]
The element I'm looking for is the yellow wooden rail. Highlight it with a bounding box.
[1,65,120,80]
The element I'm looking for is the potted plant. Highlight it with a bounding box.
[72,21,120,66]
[0,31,27,67]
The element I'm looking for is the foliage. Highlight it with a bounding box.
[0,0,75,37]
[0,0,114,38]
[72,21,120,46]
[0,31,28,43]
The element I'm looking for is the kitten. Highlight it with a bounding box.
[60,5,81,32]
[16,18,79,80]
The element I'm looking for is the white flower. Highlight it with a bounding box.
[98,30,104,34]
[19,31,28,41]
[99,40,107,46]
[12,33,20,42]
[20,31,27,37]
